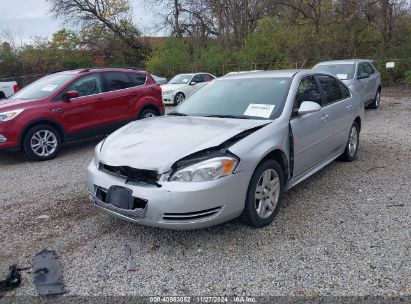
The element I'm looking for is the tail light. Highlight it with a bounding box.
[13,84,19,93]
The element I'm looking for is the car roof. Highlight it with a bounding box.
[315,59,374,65]
[221,69,304,79]
[55,67,147,75]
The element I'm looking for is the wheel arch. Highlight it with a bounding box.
[354,116,361,132]
[258,149,289,182]
[20,119,65,147]
[139,104,160,117]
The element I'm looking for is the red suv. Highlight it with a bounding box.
[0,68,164,161]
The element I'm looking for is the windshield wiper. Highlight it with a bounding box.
[203,114,253,119]
[168,112,187,116]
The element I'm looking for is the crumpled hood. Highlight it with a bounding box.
[99,116,269,173]
[160,83,186,92]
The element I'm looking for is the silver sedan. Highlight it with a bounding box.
[87,70,364,230]
[313,59,382,109]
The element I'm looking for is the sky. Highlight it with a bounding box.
[0,0,163,44]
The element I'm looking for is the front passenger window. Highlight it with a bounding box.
[294,76,322,110]
[66,74,103,97]
[191,75,204,83]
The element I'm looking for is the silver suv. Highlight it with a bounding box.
[87,70,364,230]
[313,59,382,109]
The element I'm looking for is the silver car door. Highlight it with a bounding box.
[365,62,378,100]
[290,75,329,176]
[316,75,353,152]
[356,62,370,103]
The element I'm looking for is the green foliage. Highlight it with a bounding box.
[145,38,191,77]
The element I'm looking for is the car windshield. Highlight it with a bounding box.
[313,64,355,80]
[171,77,291,120]
[10,74,74,100]
[169,74,193,84]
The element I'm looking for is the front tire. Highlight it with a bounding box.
[174,92,185,105]
[340,121,360,162]
[368,89,381,109]
[242,159,284,228]
[22,125,62,161]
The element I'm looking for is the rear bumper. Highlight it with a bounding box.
[86,161,251,230]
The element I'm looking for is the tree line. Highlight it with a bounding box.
[1,0,410,86]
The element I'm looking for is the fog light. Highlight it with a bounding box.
[0,134,7,143]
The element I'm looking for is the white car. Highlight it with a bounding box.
[0,81,19,99]
[161,73,216,105]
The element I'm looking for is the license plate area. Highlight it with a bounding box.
[107,186,134,210]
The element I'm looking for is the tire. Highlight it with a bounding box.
[368,89,381,109]
[22,125,62,161]
[0,91,6,99]
[340,121,360,162]
[173,92,185,105]
[139,108,158,119]
[242,159,284,228]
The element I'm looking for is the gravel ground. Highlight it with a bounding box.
[0,91,410,298]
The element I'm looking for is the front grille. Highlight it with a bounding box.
[99,163,159,184]
[95,186,147,210]
[163,207,222,222]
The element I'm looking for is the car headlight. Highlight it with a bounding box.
[93,140,105,166]
[170,156,238,182]
[0,109,24,122]
[163,90,174,95]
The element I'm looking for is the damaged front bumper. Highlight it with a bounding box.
[86,161,251,230]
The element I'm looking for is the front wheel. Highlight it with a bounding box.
[368,89,381,109]
[340,121,360,162]
[242,159,284,228]
[173,92,185,105]
[22,125,62,161]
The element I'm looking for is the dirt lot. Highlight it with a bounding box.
[0,90,410,297]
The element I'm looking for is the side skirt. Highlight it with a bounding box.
[285,147,345,191]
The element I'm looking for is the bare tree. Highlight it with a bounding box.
[47,0,149,59]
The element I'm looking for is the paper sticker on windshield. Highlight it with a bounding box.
[336,74,348,80]
[41,84,58,92]
[182,79,189,83]
[244,104,275,118]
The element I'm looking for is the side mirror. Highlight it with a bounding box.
[298,101,321,116]
[357,72,370,80]
[189,81,197,85]
[62,90,79,102]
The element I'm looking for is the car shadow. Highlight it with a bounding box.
[0,136,103,165]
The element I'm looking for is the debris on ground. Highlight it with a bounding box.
[0,264,28,297]
[32,249,66,296]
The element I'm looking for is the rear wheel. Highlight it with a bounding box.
[340,121,359,162]
[368,89,381,109]
[22,125,62,161]
[242,159,284,228]
[139,108,158,119]
[174,92,185,105]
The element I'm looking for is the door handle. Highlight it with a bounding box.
[52,108,63,113]
[321,114,329,122]
[346,104,352,111]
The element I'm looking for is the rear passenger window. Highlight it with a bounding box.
[103,72,133,92]
[128,73,147,86]
[317,75,343,105]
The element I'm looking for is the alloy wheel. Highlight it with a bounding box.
[255,169,280,219]
[30,130,58,157]
[348,125,358,158]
